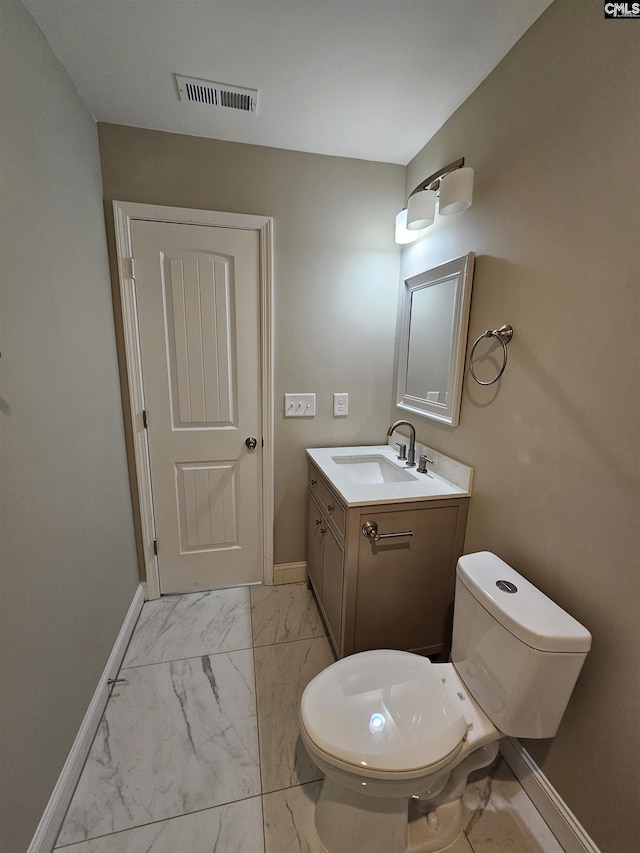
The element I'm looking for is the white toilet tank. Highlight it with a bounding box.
[451,552,591,738]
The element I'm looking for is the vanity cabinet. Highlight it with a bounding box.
[307,461,469,659]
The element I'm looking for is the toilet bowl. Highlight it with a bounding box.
[299,551,591,853]
[299,651,499,853]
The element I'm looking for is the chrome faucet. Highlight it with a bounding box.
[387,420,416,467]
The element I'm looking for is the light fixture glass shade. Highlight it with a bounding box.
[406,189,436,230]
[439,166,474,215]
[395,209,421,244]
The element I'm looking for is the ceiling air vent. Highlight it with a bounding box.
[175,75,258,114]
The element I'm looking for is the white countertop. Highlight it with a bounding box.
[306,444,473,507]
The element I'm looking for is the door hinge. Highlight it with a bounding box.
[153,538,158,556]
[142,410,148,429]
[130,258,136,280]
[261,437,264,447]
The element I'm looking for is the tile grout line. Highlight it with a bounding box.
[53,795,265,850]
[120,630,328,671]
[253,630,328,650]
[249,587,268,853]
[120,643,255,670]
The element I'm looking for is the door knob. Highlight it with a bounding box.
[245,436,258,452]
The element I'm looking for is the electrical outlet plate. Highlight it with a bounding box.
[333,392,348,416]
[284,393,316,417]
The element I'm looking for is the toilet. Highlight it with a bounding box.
[299,551,591,853]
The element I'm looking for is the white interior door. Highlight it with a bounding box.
[131,220,262,593]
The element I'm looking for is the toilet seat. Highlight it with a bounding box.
[300,650,469,777]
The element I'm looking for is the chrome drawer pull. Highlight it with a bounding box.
[361,521,413,542]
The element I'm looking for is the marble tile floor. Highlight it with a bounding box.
[55,582,564,852]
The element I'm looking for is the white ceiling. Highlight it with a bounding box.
[22,0,553,165]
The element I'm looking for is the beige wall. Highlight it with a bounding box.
[396,1,639,849]
[0,2,140,851]
[97,124,405,565]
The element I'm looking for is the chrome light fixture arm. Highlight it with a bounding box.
[406,157,465,201]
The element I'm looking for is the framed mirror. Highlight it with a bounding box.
[394,253,474,426]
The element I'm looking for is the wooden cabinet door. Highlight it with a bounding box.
[306,493,324,597]
[354,504,462,655]
[322,523,345,651]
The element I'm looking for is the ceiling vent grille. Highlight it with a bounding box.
[175,75,258,114]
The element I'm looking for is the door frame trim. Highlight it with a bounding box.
[113,201,274,598]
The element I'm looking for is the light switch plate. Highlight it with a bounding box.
[284,393,316,417]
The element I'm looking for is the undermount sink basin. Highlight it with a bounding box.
[331,454,417,485]
[306,445,473,506]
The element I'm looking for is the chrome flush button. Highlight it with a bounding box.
[496,580,517,593]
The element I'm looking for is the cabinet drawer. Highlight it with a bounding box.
[308,469,346,537]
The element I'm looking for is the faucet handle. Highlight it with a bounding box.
[396,442,407,460]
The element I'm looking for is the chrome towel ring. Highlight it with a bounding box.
[469,324,514,386]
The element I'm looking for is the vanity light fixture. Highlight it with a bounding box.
[395,158,474,244]
[395,209,426,244]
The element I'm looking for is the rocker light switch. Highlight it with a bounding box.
[284,393,316,417]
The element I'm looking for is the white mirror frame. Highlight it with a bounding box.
[394,253,474,427]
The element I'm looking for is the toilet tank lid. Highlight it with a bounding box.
[457,552,592,653]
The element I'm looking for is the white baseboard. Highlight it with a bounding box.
[273,561,307,584]
[500,737,600,853]
[27,584,145,853]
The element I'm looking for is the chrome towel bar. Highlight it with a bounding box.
[361,520,413,542]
